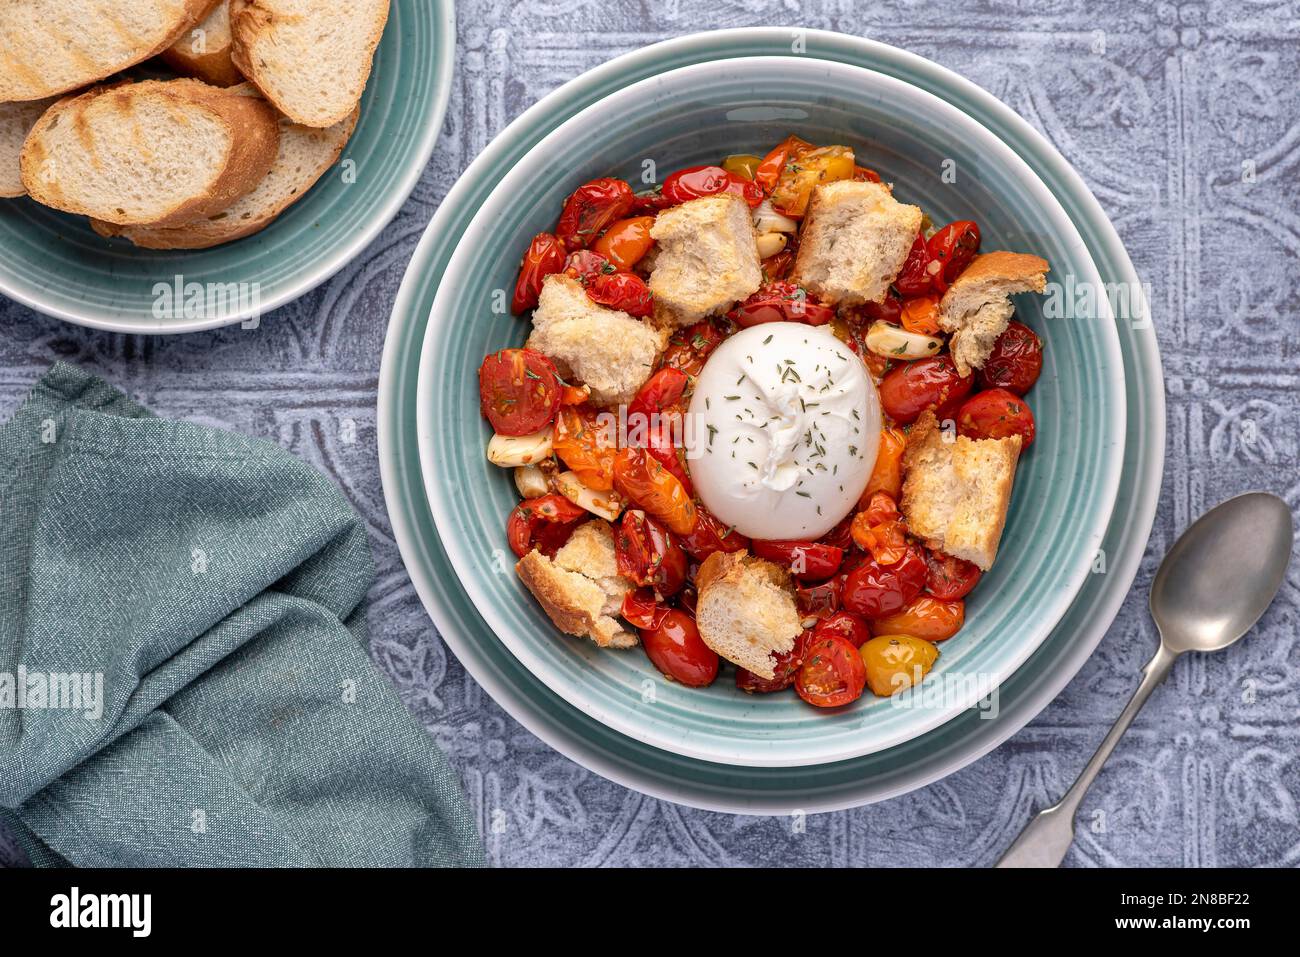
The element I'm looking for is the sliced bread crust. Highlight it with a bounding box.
[938,251,1049,377]
[695,550,802,680]
[229,0,390,128]
[21,78,280,228]
[900,411,1022,571]
[0,0,221,103]
[0,97,57,198]
[160,1,244,87]
[92,103,358,248]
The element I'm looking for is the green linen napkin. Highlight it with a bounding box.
[0,363,485,867]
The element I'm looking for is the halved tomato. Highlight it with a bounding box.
[478,348,561,436]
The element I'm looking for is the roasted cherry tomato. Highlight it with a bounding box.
[612,447,697,535]
[640,608,719,687]
[877,356,973,426]
[841,546,927,619]
[900,294,942,335]
[819,514,856,552]
[956,388,1036,448]
[850,513,909,566]
[736,629,814,693]
[925,220,980,293]
[587,270,653,317]
[977,320,1043,395]
[722,153,763,180]
[628,367,693,493]
[847,292,904,327]
[556,177,634,249]
[750,540,844,582]
[770,145,855,217]
[662,320,725,380]
[563,249,615,284]
[591,215,656,271]
[727,281,835,327]
[677,505,749,562]
[761,246,797,283]
[871,595,965,642]
[478,348,561,436]
[860,634,938,696]
[661,165,764,208]
[506,494,587,558]
[629,368,689,425]
[796,576,842,620]
[894,234,934,297]
[630,188,673,215]
[796,634,868,707]
[615,509,687,596]
[560,384,591,405]
[552,404,617,490]
[754,135,813,193]
[813,610,871,648]
[862,427,906,501]
[621,587,671,630]
[853,165,883,183]
[511,232,566,314]
[924,550,982,600]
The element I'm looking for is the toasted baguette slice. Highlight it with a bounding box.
[92,103,357,248]
[515,520,637,649]
[0,98,57,197]
[695,551,802,680]
[649,194,762,326]
[938,251,1049,377]
[160,1,244,87]
[526,275,664,407]
[900,411,1022,571]
[793,180,923,306]
[0,0,220,103]
[230,0,390,128]
[21,79,279,228]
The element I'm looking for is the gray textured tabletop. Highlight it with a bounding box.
[2,3,1297,868]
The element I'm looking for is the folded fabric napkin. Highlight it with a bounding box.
[0,363,485,867]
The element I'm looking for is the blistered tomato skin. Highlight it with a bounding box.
[795,635,868,707]
[977,320,1043,395]
[860,634,939,697]
[511,232,567,314]
[924,550,982,601]
[813,611,871,648]
[750,540,844,581]
[478,348,562,436]
[736,629,813,693]
[556,178,634,249]
[677,505,749,562]
[615,510,688,597]
[841,546,927,619]
[956,388,1036,448]
[877,356,973,426]
[640,609,719,687]
[870,596,965,642]
[506,494,587,558]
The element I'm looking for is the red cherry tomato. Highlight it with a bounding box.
[556,177,634,249]
[925,221,981,294]
[630,188,673,215]
[662,321,725,379]
[894,234,933,297]
[841,546,927,619]
[478,348,561,436]
[977,320,1043,395]
[956,388,1036,448]
[511,232,566,314]
[629,368,689,424]
[877,356,973,425]
[621,588,671,630]
[614,509,687,597]
[818,514,856,552]
[853,165,883,183]
[750,540,844,582]
[506,494,587,558]
[924,550,982,600]
[612,447,697,535]
[854,292,904,326]
[628,367,693,494]
[661,165,764,208]
[727,281,835,327]
[587,270,654,317]
[795,635,868,707]
[871,595,965,642]
[677,505,749,562]
[640,609,719,687]
[736,629,814,693]
[796,576,842,620]
[813,611,871,648]
[563,249,614,284]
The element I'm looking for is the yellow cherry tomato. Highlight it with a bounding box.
[770,145,856,217]
[859,634,939,697]
[721,153,763,181]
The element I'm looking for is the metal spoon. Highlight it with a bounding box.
[996,491,1294,868]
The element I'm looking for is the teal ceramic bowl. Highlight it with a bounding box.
[415,56,1126,767]
[0,0,454,333]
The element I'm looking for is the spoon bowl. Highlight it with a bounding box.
[1149,491,1294,654]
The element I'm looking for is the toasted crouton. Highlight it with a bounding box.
[515,520,637,649]
[0,98,56,198]
[694,551,802,680]
[793,180,923,306]
[649,194,761,326]
[900,412,1022,571]
[526,275,664,407]
[938,251,1049,377]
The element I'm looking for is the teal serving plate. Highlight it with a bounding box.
[380,29,1165,808]
[0,0,455,333]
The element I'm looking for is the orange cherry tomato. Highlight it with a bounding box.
[754,134,813,193]
[795,635,867,708]
[860,634,938,696]
[770,145,855,218]
[900,295,943,336]
[560,384,590,405]
[591,216,656,271]
[870,595,965,642]
[612,447,697,535]
[861,427,906,502]
[552,405,618,490]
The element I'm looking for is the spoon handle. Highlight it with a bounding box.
[996,643,1179,867]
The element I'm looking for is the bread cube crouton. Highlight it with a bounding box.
[515,520,637,649]
[694,551,803,680]
[793,180,923,306]
[649,194,762,326]
[938,251,1049,377]
[526,275,664,407]
[900,412,1022,571]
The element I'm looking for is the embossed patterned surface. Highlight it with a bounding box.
[2,3,1297,868]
